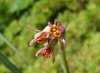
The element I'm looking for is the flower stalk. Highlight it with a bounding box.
[58,41,70,73]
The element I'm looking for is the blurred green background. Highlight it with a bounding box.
[0,0,100,73]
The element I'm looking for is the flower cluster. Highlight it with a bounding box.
[29,19,66,63]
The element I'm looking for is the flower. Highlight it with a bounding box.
[49,19,66,50]
[50,25,62,38]
[35,47,52,59]
[29,19,66,63]
[48,19,65,39]
[29,25,51,46]
[35,39,58,63]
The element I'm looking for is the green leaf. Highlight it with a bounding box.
[0,52,22,73]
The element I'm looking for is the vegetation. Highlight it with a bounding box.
[0,0,100,73]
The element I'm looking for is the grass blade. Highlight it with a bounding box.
[0,33,30,65]
[0,52,22,73]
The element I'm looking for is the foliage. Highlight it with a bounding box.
[0,0,100,73]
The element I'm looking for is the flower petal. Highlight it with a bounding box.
[35,47,52,57]
[36,32,49,43]
[54,19,61,26]
[42,26,51,32]
[29,32,42,45]
[34,32,42,39]
[60,38,66,50]
[54,19,58,25]
[35,48,45,56]
[29,39,37,46]
[59,25,65,37]
[48,22,52,26]
[43,42,48,47]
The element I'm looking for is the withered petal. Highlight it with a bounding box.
[48,22,52,26]
[60,38,66,50]
[42,26,51,32]
[29,32,42,45]
[29,39,37,46]
[54,19,61,26]
[59,25,65,36]
[35,48,44,56]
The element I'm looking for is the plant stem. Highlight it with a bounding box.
[58,42,70,73]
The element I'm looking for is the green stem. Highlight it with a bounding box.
[58,42,70,73]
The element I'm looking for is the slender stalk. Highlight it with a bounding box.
[58,42,70,73]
